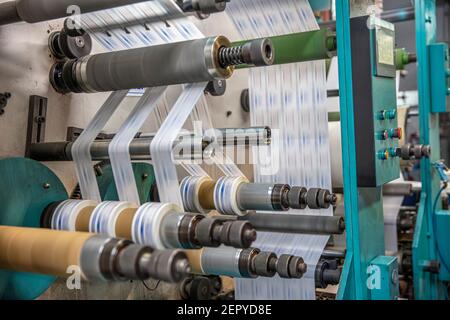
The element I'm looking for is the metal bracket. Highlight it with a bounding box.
[25,95,47,157]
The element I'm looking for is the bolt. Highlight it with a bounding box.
[43,183,51,189]
[298,262,308,275]
[34,116,46,124]
[75,36,85,48]
[142,173,149,180]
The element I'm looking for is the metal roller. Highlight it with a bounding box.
[315,259,342,289]
[182,176,337,214]
[28,139,211,162]
[178,0,229,15]
[237,213,345,236]
[28,127,271,162]
[187,247,306,279]
[0,226,190,283]
[49,36,274,94]
[236,183,291,212]
[236,184,337,212]
[0,0,231,25]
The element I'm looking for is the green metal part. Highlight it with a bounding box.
[96,162,155,203]
[395,48,415,70]
[328,112,341,122]
[233,28,337,68]
[0,158,68,300]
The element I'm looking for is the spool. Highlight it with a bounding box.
[51,200,97,231]
[89,201,138,237]
[115,208,137,240]
[180,176,215,213]
[198,179,216,211]
[184,249,205,275]
[214,176,248,216]
[131,202,183,250]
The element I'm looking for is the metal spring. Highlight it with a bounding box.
[218,46,245,68]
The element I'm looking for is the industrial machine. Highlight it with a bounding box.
[0,0,449,302]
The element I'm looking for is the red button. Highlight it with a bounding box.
[391,128,402,139]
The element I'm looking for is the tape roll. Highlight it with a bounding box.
[131,202,182,250]
[89,201,138,237]
[180,176,214,214]
[51,200,98,231]
[214,176,248,216]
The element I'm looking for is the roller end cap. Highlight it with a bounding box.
[244,38,275,67]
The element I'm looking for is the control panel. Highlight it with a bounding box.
[350,16,400,187]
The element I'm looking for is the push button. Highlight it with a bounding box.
[377,149,390,160]
[377,130,389,140]
[388,128,403,139]
[388,148,400,158]
[385,109,397,120]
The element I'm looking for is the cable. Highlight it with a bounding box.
[142,279,161,291]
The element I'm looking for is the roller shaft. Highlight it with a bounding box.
[29,140,209,162]
[0,0,149,25]
[28,127,271,162]
[188,247,307,279]
[43,201,256,250]
[239,213,345,235]
[183,176,337,214]
[236,184,337,212]
[233,29,336,68]
[237,183,290,211]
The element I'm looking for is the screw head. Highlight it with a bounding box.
[43,183,51,189]
[75,36,85,48]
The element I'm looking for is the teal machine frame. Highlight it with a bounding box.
[412,0,450,300]
[335,0,400,300]
[334,0,450,300]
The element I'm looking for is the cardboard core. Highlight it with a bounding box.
[75,206,96,232]
[184,249,204,274]
[198,180,216,210]
[0,226,92,277]
[115,208,137,239]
